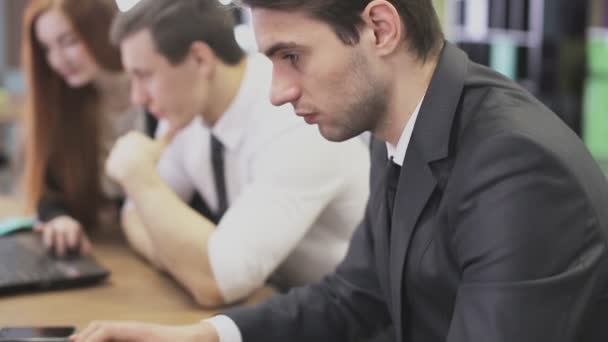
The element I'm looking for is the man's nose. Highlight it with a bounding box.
[270,71,301,107]
[130,82,148,107]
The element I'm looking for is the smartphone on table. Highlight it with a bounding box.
[0,326,75,341]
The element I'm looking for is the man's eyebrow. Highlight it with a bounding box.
[264,42,298,58]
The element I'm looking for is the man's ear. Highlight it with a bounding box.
[189,41,216,78]
[360,0,403,57]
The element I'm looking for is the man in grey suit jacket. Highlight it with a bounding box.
[72,0,608,341]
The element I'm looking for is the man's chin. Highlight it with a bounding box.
[317,125,357,143]
[164,116,197,133]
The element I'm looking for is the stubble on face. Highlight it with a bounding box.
[319,50,389,142]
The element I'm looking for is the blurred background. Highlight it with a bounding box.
[0,0,607,195]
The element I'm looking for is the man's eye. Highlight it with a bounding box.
[283,53,299,65]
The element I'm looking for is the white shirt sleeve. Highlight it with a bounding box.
[207,125,360,303]
[203,315,243,342]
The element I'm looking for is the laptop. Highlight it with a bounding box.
[0,231,109,295]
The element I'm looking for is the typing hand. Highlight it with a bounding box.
[70,321,220,342]
[105,129,177,189]
[34,215,92,257]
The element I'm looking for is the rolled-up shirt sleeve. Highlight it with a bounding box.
[204,315,243,342]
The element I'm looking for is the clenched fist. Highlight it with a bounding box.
[105,130,175,190]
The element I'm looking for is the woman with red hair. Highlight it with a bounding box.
[21,0,154,257]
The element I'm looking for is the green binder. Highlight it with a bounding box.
[433,0,446,30]
[490,35,518,80]
[583,77,608,159]
[587,31,608,75]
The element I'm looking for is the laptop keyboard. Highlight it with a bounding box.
[0,236,67,286]
[0,231,109,293]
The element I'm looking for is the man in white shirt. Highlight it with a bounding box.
[102,0,369,308]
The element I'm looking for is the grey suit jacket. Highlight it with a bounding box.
[224,43,608,342]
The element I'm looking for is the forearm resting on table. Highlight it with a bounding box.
[123,173,225,307]
[121,205,165,270]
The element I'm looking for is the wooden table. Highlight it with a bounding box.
[0,197,272,328]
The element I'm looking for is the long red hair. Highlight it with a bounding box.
[22,0,122,227]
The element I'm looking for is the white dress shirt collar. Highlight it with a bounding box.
[386,97,424,166]
[207,54,268,151]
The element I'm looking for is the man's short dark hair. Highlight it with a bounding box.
[239,0,444,61]
[111,0,245,65]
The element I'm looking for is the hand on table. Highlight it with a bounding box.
[70,321,220,342]
[34,215,92,257]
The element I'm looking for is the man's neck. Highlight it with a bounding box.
[380,51,440,146]
[202,58,248,127]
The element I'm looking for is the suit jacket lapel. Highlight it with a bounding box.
[388,43,469,342]
[389,146,436,341]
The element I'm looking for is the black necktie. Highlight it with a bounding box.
[385,157,401,235]
[211,135,228,220]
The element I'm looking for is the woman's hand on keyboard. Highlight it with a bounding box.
[34,215,93,257]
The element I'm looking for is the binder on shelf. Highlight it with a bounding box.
[583,76,608,159]
[457,0,466,26]
[459,43,491,66]
[508,0,529,31]
[465,0,489,40]
[489,0,509,29]
[587,28,608,75]
[432,0,446,30]
[490,35,518,79]
[604,0,608,27]
[589,0,603,27]
[542,0,559,37]
[516,46,529,81]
